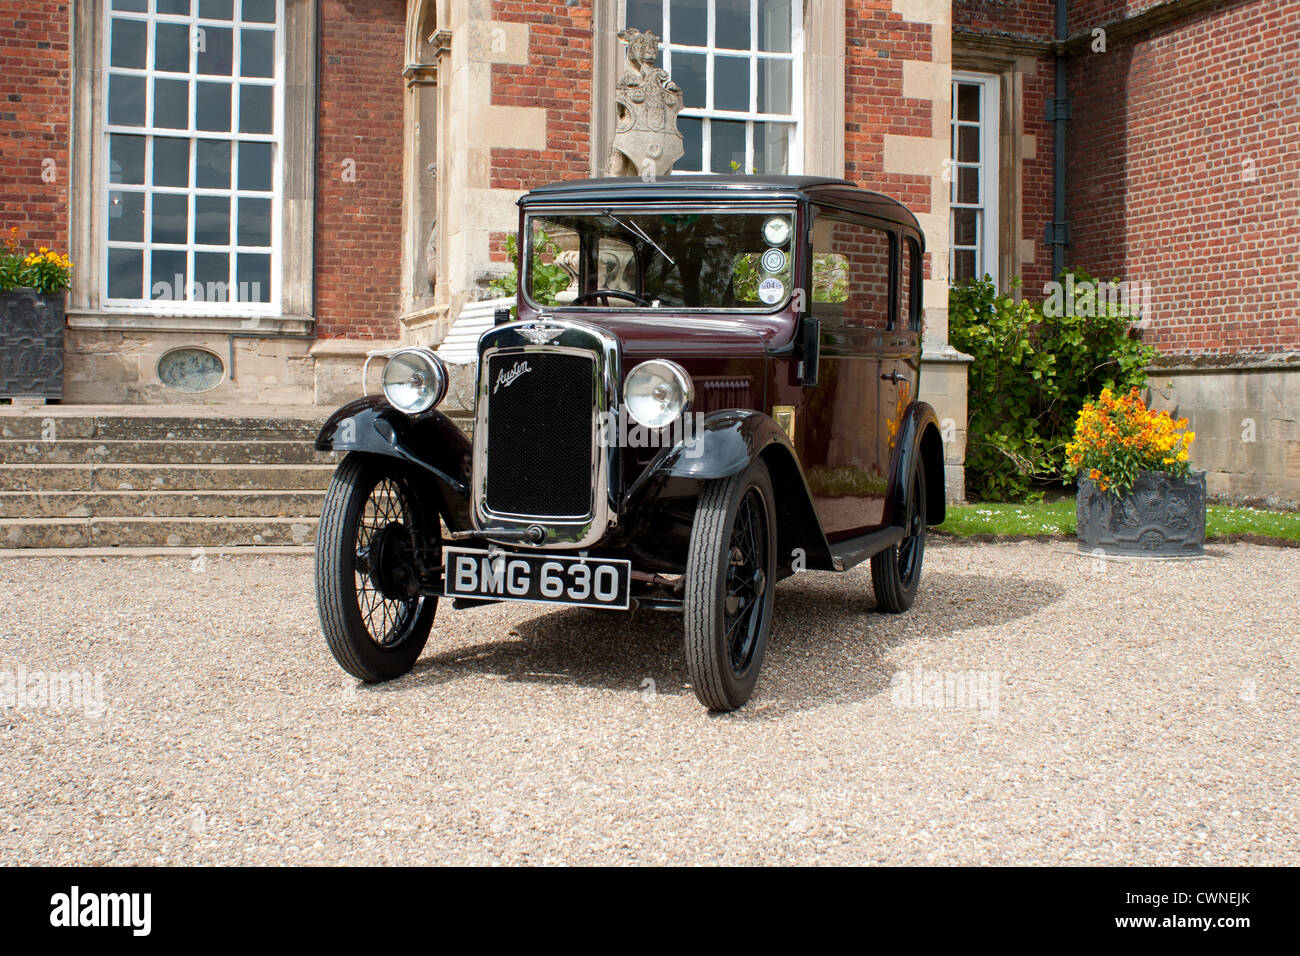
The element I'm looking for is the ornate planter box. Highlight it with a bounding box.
[1,289,65,402]
[1076,470,1207,556]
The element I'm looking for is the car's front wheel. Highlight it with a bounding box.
[683,459,778,712]
[315,453,438,682]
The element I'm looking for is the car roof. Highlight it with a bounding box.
[518,175,923,235]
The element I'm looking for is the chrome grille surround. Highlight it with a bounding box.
[472,317,621,549]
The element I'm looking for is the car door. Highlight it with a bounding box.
[875,233,923,515]
[794,210,897,541]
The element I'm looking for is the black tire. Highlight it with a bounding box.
[315,453,438,681]
[684,459,778,712]
[871,461,927,613]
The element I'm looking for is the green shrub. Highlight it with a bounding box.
[948,269,1156,501]
[487,230,571,315]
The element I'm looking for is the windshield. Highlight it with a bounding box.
[522,207,796,311]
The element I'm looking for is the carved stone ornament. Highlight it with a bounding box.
[605,29,685,179]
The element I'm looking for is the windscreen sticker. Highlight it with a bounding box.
[758,277,785,304]
[761,248,787,274]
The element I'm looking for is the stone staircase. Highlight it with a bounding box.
[0,406,339,553]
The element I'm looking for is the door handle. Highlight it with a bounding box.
[881,370,910,385]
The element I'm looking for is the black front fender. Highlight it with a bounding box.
[621,410,837,573]
[316,396,474,531]
[658,409,792,481]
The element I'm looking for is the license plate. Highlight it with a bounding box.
[442,548,632,610]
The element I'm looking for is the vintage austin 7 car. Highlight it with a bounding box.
[314,175,946,711]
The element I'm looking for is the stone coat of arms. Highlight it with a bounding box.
[605,29,685,179]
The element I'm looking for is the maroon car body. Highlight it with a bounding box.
[314,175,946,711]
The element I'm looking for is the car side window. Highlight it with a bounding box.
[810,214,894,330]
[901,236,921,332]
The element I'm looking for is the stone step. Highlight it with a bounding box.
[0,404,479,548]
[0,545,314,558]
[0,515,319,549]
[0,439,334,465]
[0,414,326,442]
[0,490,324,519]
[0,463,338,492]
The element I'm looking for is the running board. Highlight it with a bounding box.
[829,526,905,572]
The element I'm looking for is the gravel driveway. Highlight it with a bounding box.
[1,541,1296,865]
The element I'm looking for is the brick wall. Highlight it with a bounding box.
[843,1,934,217]
[1068,2,1183,35]
[488,1,594,264]
[1018,61,1056,293]
[313,0,406,339]
[0,2,70,255]
[1066,0,1300,355]
[954,0,1055,39]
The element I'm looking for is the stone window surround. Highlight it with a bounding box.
[951,42,1041,288]
[592,0,844,179]
[68,0,317,335]
[950,69,1000,287]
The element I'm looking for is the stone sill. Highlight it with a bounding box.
[309,339,401,359]
[921,343,974,364]
[67,310,314,336]
[1151,352,1300,373]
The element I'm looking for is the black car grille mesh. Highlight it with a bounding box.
[484,350,595,518]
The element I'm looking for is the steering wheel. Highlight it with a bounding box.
[576,289,652,307]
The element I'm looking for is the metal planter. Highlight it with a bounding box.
[1,288,65,401]
[1076,470,1207,556]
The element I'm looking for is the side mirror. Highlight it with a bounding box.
[798,315,820,387]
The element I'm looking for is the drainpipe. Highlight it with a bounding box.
[1048,0,1070,277]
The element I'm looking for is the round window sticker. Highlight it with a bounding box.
[761,248,787,273]
[758,277,785,305]
[763,216,791,246]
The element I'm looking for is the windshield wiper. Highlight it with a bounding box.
[604,210,675,267]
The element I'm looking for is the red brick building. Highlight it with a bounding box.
[2,0,1296,502]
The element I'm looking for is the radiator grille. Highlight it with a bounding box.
[484,350,595,518]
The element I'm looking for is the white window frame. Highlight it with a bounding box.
[634,0,804,175]
[100,0,285,318]
[950,70,999,286]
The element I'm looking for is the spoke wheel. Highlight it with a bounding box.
[684,459,778,712]
[724,489,769,675]
[353,479,422,647]
[870,462,927,613]
[316,454,438,681]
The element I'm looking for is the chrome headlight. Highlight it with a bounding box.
[381,348,448,414]
[624,359,693,429]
